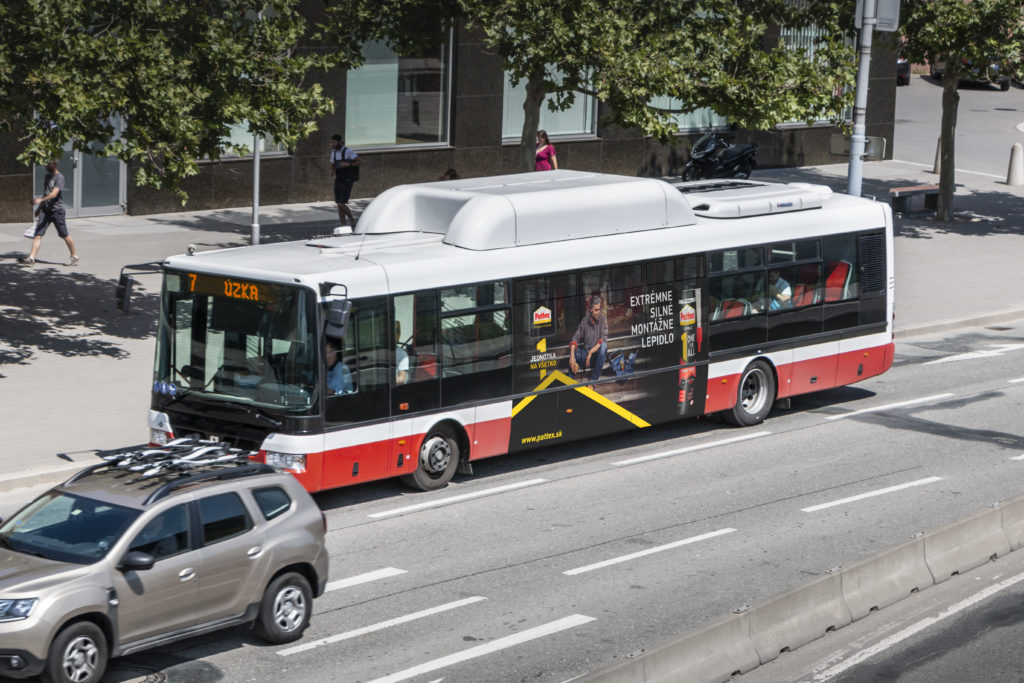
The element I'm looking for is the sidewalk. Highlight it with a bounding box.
[1,161,1023,493]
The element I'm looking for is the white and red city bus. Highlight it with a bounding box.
[146,170,894,493]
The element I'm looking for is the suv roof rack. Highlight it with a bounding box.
[64,438,272,505]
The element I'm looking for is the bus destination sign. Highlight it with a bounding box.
[186,273,283,303]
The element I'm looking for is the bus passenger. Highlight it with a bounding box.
[766,269,792,310]
[569,295,608,381]
[325,338,354,395]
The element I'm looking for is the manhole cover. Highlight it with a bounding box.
[104,664,167,683]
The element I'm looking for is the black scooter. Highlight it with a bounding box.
[681,132,758,181]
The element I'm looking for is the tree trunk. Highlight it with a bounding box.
[937,74,959,220]
[519,71,546,172]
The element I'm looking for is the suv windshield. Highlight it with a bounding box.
[0,492,140,564]
[155,270,319,412]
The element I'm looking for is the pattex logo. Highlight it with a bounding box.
[532,306,552,326]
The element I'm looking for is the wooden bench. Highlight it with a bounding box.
[889,184,940,214]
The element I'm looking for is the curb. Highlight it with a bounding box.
[577,495,1024,683]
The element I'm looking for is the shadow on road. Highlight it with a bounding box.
[0,259,159,376]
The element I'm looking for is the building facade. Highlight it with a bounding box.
[0,22,898,222]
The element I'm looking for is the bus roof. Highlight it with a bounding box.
[353,170,697,250]
[163,173,889,299]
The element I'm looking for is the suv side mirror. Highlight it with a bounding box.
[118,551,155,572]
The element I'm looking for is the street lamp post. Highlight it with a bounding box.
[251,132,261,246]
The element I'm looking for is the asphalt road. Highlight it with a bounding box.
[4,319,1024,682]
[893,73,1024,176]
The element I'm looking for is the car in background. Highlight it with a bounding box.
[930,59,1011,90]
[897,56,911,86]
[0,439,328,683]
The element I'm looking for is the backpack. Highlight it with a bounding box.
[337,147,359,182]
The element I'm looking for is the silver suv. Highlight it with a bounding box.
[0,439,328,683]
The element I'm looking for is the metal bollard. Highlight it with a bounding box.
[1007,142,1024,186]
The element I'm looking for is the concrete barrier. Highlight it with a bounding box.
[583,493,1024,682]
[746,572,850,664]
[576,612,759,683]
[923,506,1010,583]
[1002,497,1024,551]
[840,535,933,621]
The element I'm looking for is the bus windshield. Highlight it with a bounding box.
[154,270,320,412]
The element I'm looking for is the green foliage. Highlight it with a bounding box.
[900,0,1024,79]
[322,0,857,169]
[0,0,334,202]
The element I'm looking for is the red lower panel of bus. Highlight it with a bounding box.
[705,341,894,414]
[272,415,514,493]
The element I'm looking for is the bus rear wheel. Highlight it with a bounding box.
[401,425,460,491]
[725,360,775,426]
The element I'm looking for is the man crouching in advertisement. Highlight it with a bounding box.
[569,295,608,381]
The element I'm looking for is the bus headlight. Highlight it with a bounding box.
[0,598,37,622]
[266,452,306,473]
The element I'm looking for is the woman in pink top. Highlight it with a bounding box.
[535,130,558,171]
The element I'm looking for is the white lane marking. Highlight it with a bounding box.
[890,158,1004,179]
[369,479,546,518]
[278,596,487,656]
[563,528,737,576]
[824,393,953,421]
[325,567,406,593]
[1009,454,1024,461]
[801,476,945,513]
[613,432,771,466]
[808,569,1024,681]
[364,614,596,683]
[924,343,1024,366]
[1009,377,1024,383]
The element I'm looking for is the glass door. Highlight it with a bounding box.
[34,117,125,218]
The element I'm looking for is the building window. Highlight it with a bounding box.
[345,38,451,148]
[220,123,289,157]
[779,24,854,123]
[649,95,729,133]
[502,69,597,140]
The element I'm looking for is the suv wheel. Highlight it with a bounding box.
[42,621,108,683]
[254,572,312,644]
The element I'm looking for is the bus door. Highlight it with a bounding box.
[390,293,441,475]
[323,296,391,488]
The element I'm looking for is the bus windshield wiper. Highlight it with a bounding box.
[235,404,283,428]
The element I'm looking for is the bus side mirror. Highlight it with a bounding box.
[116,274,136,313]
[325,300,351,338]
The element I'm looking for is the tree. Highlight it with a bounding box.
[900,0,1024,220]
[322,0,857,172]
[0,0,333,201]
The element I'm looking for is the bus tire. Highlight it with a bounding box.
[725,360,775,426]
[401,425,460,491]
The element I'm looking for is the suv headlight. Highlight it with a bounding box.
[0,598,37,622]
[266,452,306,473]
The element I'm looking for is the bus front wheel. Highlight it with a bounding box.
[402,425,460,491]
[725,360,775,426]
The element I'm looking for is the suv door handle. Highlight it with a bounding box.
[179,567,195,581]
[247,546,263,559]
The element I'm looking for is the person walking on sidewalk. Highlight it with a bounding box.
[20,159,79,267]
[329,134,361,228]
